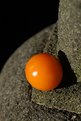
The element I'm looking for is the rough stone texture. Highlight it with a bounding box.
[0,0,81,120]
[43,23,58,56]
[30,102,81,121]
[57,0,81,82]
[0,24,63,121]
[32,83,81,114]
[1,23,81,120]
[31,0,81,114]
[0,25,50,121]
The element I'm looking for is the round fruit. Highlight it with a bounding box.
[25,53,63,91]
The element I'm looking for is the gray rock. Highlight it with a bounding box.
[31,0,81,114]
[0,25,52,121]
[57,0,81,82]
[30,102,81,121]
[0,24,68,121]
[43,23,58,56]
[32,83,81,114]
[0,0,81,120]
[1,23,81,121]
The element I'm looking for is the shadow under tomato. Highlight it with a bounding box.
[57,50,77,88]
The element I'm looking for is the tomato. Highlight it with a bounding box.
[25,53,63,91]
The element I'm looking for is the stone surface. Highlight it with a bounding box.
[43,22,58,56]
[1,23,81,121]
[0,0,81,120]
[0,24,69,121]
[30,102,81,121]
[31,0,81,114]
[57,0,81,82]
[32,83,81,114]
[0,25,50,121]
[0,25,51,121]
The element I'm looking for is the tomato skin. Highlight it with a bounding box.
[25,53,63,91]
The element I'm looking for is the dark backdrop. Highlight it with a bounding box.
[1,1,59,71]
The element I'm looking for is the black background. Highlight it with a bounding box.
[1,1,59,71]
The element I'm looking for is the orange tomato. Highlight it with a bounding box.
[25,53,63,91]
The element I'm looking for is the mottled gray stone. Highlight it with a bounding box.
[32,83,81,114]
[0,0,81,120]
[43,23,58,56]
[1,25,52,120]
[31,0,81,114]
[0,25,53,121]
[57,0,81,82]
[30,102,81,121]
[1,23,81,121]
[0,24,72,121]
